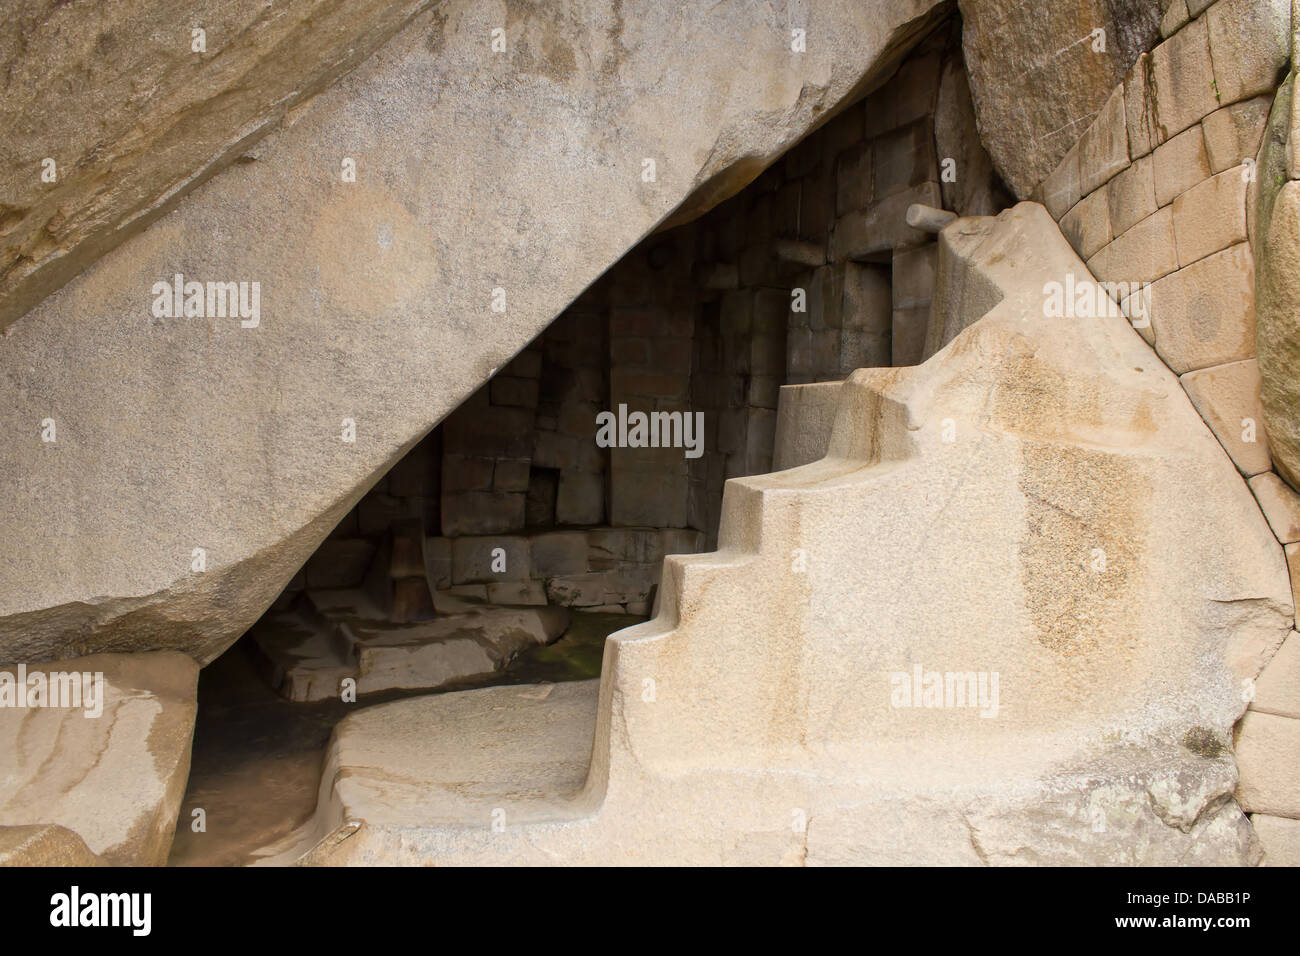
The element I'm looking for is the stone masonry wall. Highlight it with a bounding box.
[1032,0,1300,864]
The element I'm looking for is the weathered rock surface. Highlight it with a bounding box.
[958,0,1162,197]
[0,0,948,666]
[1255,77,1300,490]
[0,824,103,866]
[272,204,1291,866]
[0,0,437,331]
[0,651,198,866]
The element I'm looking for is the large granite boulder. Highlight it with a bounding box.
[0,0,948,666]
[0,0,437,331]
[958,0,1162,197]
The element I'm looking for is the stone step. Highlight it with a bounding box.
[248,589,570,702]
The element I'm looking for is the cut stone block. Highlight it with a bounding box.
[1253,631,1300,719]
[1249,472,1300,544]
[1236,711,1300,817]
[1086,206,1178,286]
[1107,155,1157,236]
[892,244,937,309]
[1172,166,1249,267]
[1153,125,1211,207]
[1060,189,1113,260]
[1039,142,1082,221]
[1205,0,1292,105]
[451,535,529,584]
[1127,18,1219,155]
[1252,814,1300,866]
[872,120,936,200]
[1078,85,1129,195]
[493,459,531,493]
[1202,96,1274,173]
[830,182,942,259]
[486,580,548,606]
[894,50,941,127]
[891,306,930,366]
[442,454,495,493]
[557,471,605,526]
[440,491,526,536]
[305,538,377,589]
[0,652,198,866]
[545,570,619,607]
[1160,0,1189,38]
[842,261,893,332]
[835,141,872,216]
[530,531,590,576]
[1179,359,1272,476]
[1147,242,1256,374]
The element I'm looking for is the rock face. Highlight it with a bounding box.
[0,0,949,667]
[0,651,198,866]
[1256,76,1300,490]
[0,0,438,331]
[273,203,1292,866]
[958,0,1162,198]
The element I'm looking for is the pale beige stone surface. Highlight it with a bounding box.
[1173,166,1249,267]
[0,651,197,866]
[1236,711,1300,817]
[1252,814,1300,865]
[0,0,949,666]
[1108,155,1158,236]
[268,204,1288,866]
[1153,126,1212,208]
[1039,143,1082,221]
[1250,472,1300,543]
[1180,360,1271,476]
[1290,543,1300,628]
[1060,189,1113,260]
[1087,206,1178,285]
[773,382,843,472]
[1205,0,1292,106]
[1203,97,1274,173]
[1147,243,1257,374]
[0,0,437,331]
[1253,630,1300,719]
[1078,86,1130,195]
[1126,18,1221,159]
